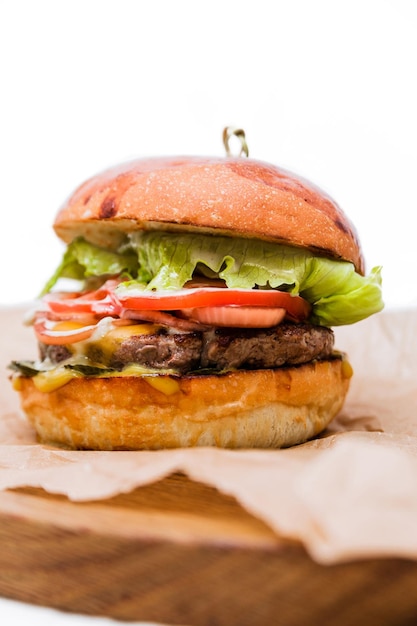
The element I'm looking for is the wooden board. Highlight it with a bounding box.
[1,472,417,626]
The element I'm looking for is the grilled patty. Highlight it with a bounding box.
[39,322,335,374]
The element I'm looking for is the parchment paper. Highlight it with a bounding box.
[1,303,417,565]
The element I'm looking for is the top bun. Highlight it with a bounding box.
[54,156,364,274]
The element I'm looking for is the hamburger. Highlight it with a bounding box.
[9,128,383,450]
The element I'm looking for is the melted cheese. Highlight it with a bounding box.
[145,376,180,396]
[33,367,79,392]
[96,323,159,356]
[341,358,354,379]
[30,362,181,395]
[68,322,160,359]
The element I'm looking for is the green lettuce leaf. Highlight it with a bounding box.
[41,237,138,295]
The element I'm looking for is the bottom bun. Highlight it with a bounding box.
[17,357,352,450]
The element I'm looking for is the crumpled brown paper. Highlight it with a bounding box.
[1,304,417,565]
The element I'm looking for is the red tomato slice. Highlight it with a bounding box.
[182,306,287,328]
[45,283,311,326]
[118,288,310,321]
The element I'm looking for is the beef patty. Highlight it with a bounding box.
[39,322,335,374]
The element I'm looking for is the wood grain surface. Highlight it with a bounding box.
[0,472,417,626]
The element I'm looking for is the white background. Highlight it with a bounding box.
[0,0,416,624]
[1,0,417,311]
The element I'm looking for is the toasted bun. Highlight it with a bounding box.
[17,358,351,450]
[54,157,364,274]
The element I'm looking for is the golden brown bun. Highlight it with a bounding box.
[54,157,364,274]
[17,358,351,450]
